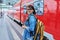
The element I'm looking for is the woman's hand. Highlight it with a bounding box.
[22,25,27,29]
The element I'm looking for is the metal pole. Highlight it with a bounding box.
[20,0,22,22]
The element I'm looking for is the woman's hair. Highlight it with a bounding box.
[27,5,36,14]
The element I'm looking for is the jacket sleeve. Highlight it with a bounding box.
[25,16,36,32]
[24,20,29,26]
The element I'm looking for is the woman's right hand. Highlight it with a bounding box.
[22,25,27,29]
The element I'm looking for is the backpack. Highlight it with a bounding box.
[34,19,44,40]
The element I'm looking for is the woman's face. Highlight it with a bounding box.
[26,7,34,14]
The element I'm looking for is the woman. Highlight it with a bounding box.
[22,5,37,40]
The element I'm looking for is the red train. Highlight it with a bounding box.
[7,0,60,40]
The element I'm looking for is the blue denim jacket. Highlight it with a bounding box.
[23,13,37,40]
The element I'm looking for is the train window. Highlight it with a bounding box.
[23,0,44,15]
[23,5,27,14]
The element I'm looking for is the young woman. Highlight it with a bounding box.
[22,5,37,40]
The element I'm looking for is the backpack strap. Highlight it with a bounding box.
[39,21,44,40]
[34,19,44,40]
[34,20,40,40]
